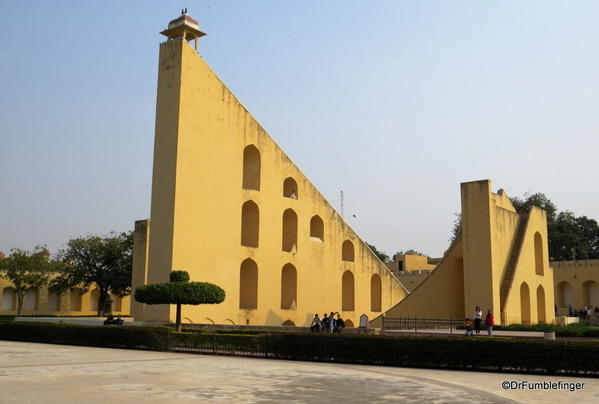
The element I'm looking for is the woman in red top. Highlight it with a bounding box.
[485,310,494,336]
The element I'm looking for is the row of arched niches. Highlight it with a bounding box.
[239,145,383,314]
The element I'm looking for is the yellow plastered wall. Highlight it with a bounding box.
[137,39,407,326]
[370,237,465,327]
[0,278,130,316]
[552,260,599,315]
[502,207,555,324]
[131,219,150,319]
[374,180,555,326]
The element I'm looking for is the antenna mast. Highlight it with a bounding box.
[340,190,344,218]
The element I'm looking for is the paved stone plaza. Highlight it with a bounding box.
[0,341,596,403]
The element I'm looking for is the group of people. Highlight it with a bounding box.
[464,306,494,337]
[566,304,598,320]
[310,312,345,333]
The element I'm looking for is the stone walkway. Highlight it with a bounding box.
[0,341,596,403]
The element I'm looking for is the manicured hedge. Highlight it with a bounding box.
[493,323,599,337]
[170,332,261,352]
[258,333,599,376]
[0,322,168,351]
[134,282,225,305]
[3,323,598,376]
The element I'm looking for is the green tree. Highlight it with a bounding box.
[0,246,52,315]
[509,192,599,261]
[395,249,427,257]
[550,212,599,261]
[134,270,225,331]
[449,213,461,244]
[510,193,557,223]
[50,231,133,316]
[366,243,390,262]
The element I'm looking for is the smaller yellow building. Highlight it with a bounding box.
[372,180,556,326]
[552,259,599,315]
[0,278,130,317]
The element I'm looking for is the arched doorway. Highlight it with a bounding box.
[90,289,100,312]
[536,285,546,324]
[283,177,298,199]
[2,287,16,310]
[534,232,544,275]
[23,288,39,311]
[583,281,599,307]
[282,209,298,252]
[556,281,573,308]
[370,274,382,312]
[520,282,531,324]
[241,200,259,247]
[342,271,355,311]
[342,240,354,262]
[239,258,258,310]
[280,263,297,310]
[242,145,260,190]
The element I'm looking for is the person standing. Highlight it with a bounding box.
[335,314,345,333]
[310,314,322,332]
[473,306,483,335]
[322,313,330,332]
[329,312,336,333]
[485,310,494,336]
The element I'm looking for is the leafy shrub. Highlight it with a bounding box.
[170,270,190,283]
[0,322,168,351]
[135,282,225,305]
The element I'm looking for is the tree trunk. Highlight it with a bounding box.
[176,303,182,332]
[16,289,24,316]
[98,290,106,317]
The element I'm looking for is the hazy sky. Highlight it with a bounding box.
[1,1,599,258]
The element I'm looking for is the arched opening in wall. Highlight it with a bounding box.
[534,232,544,275]
[2,287,16,311]
[281,263,297,310]
[69,289,83,311]
[370,274,382,312]
[344,319,354,328]
[23,288,39,311]
[536,285,546,324]
[282,320,295,326]
[239,259,258,310]
[283,177,298,199]
[90,289,100,312]
[241,200,259,247]
[51,293,60,312]
[242,145,260,190]
[556,281,573,308]
[583,281,599,307]
[111,293,123,312]
[282,209,298,252]
[47,292,61,311]
[342,270,355,311]
[310,215,324,242]
[342,240,354,262]
[520,282,531,325]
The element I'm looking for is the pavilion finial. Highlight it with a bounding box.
[161,10,206,52]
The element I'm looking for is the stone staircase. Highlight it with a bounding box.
[500,211,531,317]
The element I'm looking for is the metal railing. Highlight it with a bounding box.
[382,317,465,334]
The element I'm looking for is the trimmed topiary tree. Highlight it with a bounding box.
[134,271,225,331]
